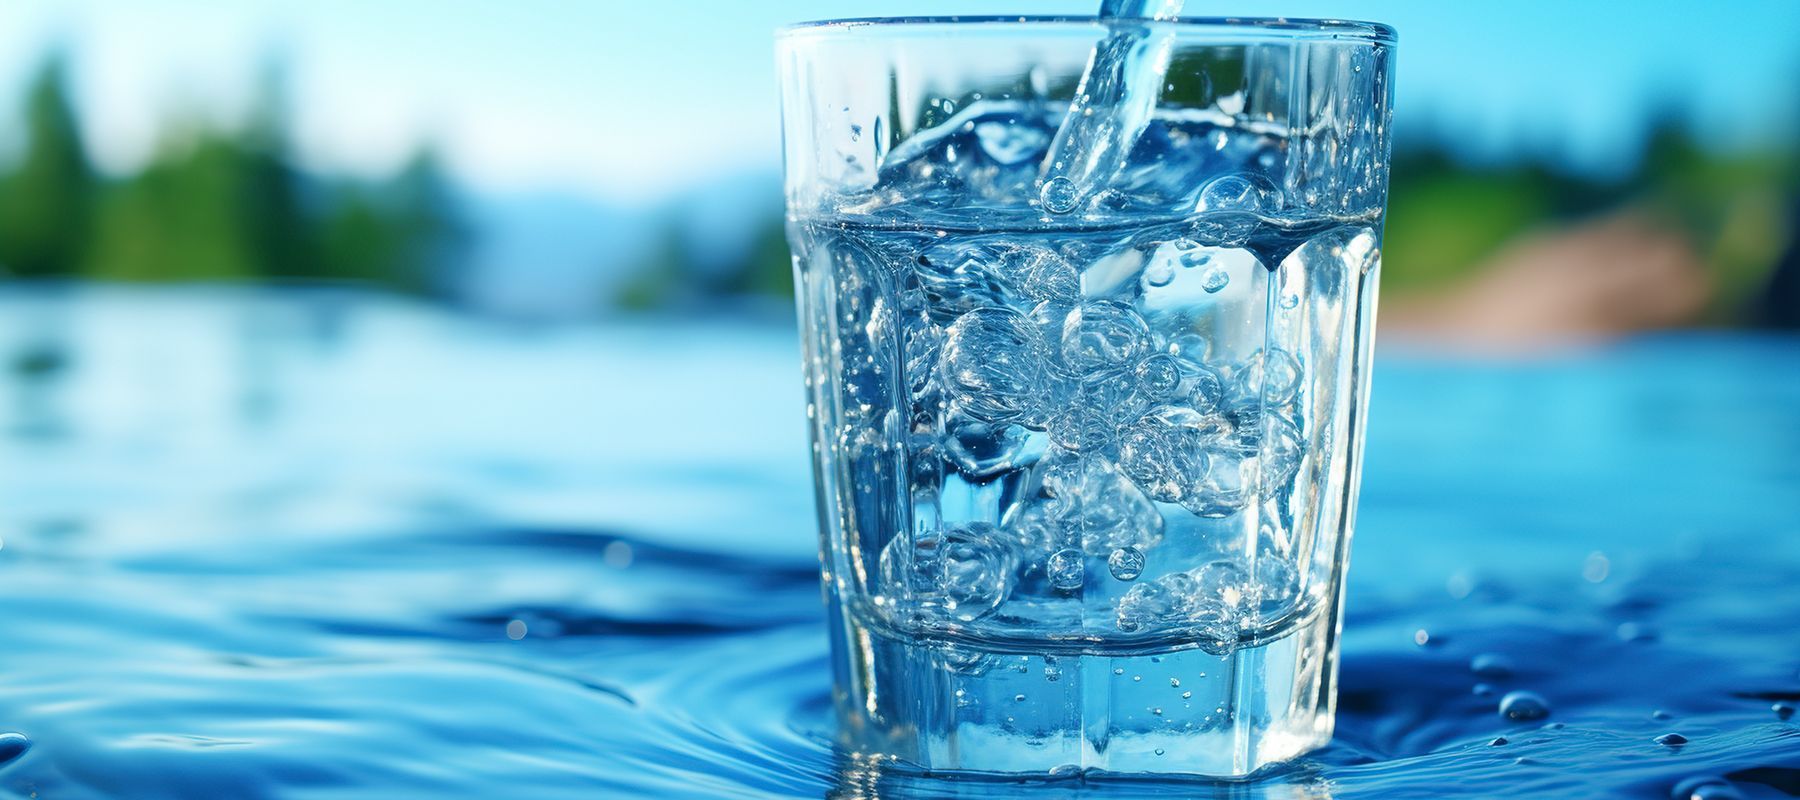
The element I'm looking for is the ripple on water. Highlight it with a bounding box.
[1,302,1797,798]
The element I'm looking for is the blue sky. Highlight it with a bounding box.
[0,1,1794,203]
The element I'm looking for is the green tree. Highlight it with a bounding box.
[317,146,466,297]
[239,56,320,282]
[0,52,94,279]
[85,123,258,283]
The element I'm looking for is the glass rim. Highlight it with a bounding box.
[778,15,1396,44]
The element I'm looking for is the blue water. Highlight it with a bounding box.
[0,288,1796,798]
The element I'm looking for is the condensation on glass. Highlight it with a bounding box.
[779,17,1395,778]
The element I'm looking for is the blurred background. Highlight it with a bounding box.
[0,3,1797,797]
[0,0,1794,336]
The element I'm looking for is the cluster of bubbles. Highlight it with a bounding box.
[877,522,1018,624]
[861,227,1312,639]
[1114,555,1298,643]
[827,91,1338,642]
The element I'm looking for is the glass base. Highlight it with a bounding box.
[828,600,1340,778]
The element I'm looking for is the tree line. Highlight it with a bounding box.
[0,53,465,298]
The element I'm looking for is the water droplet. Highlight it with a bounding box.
[1617,621,1658,642]
[1489,736,1509,747]
[1470,653,1516,680]
[1200,267,1230,293]
[1774,702,1795,720]
[0,733,29,766]
[1655,732,1689,747]
[849,124,863,141]
[1652,709,1673,720]
[1047,547,1085,591]
[1278,292,1300,310]
[1154,748,1166,756]
[1150,706,1162,715]
[1113,667,1126,676]
[1673,775,1745,800]
[1473,683,1495,697]
[1413,629,1434,647]
[1169,678,1181,688]
[1181,691,1192,699]
[506,619,528,640]
[1014,694,1027,702]
[1040,176,1080,214]
[1108,547,1146,581]
[1499,691,1551,722]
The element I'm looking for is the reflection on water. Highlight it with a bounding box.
[0,287,1796,798]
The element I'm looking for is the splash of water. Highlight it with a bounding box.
[1039,0,1185,214]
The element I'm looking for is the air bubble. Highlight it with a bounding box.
[1047,547,1085,591]
[1144,262,1175,288]
[1200,267,1230,293]
[942,307,1045,424]
[1197,173,1275,214]
[1108,547,1146,581]
[1060,301,1151,375]
[1134,354,1184,400]
[1040,176,1080,214]
[878,523,1016,622]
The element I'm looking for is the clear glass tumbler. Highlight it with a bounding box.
[779,16,1395,778]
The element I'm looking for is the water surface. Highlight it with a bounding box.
[0,288,1796,798]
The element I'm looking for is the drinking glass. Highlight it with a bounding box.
[779,16,1395,777]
